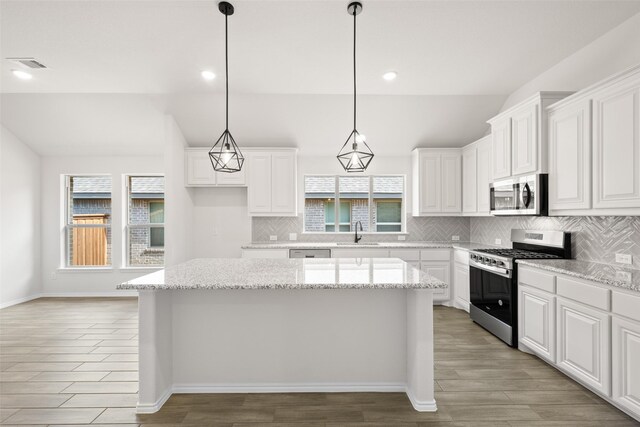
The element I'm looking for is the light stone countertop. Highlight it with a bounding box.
[117,258,448,291]
[517,259,640,293]
[241,241,501,251]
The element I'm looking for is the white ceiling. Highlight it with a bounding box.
[2,0,639,95]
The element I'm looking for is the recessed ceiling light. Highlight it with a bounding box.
[201,70,216,81]
[12,69,33,80]
[383,71,397,81]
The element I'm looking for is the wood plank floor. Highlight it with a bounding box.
[1,297,638,426]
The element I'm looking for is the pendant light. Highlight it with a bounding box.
[209,1,244,173]
[337,1,373,172]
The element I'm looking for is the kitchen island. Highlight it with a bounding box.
[118,258,446,414]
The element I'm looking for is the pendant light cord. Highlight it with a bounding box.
[353,8,357,130]
[225,12,229,131]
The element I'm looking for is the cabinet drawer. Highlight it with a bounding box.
[519,267,556,293]
[612,291,640,322]
[454,249,469,266]
[557,276,610,311]
[389,249,420,261]
[420,249,451,261]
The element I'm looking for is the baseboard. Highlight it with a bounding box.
[0,293,42,309]
[40,291,137,298]
[172,382,406,394]
[136,387,172,414]
[405,387,438,412]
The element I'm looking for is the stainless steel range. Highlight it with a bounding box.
[469,229,571,347]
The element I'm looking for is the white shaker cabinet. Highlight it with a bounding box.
[185,149,217,186]
[491,117,512,180]
[412,148,461,216]
[612,315,640,418]
[452,249,470,312]
[420,261,450,302]
[476,136,492,214]
[462,144,477,214]
[511,102,539,176]
[592,80,640,209]
[556,297,611,396]
[548,99,591,212]
[519,285,555,364]
[247,149,298,216]
[462,135,491,216]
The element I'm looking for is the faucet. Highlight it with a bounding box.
[354,220,363,244]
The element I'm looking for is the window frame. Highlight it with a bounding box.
[61,174,113,269]
[303,174,406,235]
[148,201,165,248]
[124,174,165,268]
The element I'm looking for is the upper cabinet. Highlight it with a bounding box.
[548,64,640,216]
[488,92,573,181]
[185,148,246,187]
[247,149,298,217]
[412,148,461,216]
[462,135,492,216]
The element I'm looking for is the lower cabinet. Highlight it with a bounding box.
[612,316,640,417]
[518,285,555,363]
[556,297,611,396]
[420,261,450,302]
[453,262,470,312]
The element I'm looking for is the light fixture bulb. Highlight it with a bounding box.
[351,152,361,167]
[12,70,33,80]
[382,71,397,81]
[201,70,216,81]
[355,134,366,143]
[221,143,233,165]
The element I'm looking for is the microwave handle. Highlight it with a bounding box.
[521,183,531,208]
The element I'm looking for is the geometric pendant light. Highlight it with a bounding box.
[337,1,374,172]
[209,1,245,173]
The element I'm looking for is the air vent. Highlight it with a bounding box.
[6,57,47,69]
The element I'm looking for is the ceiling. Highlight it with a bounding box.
[2,0,639,95]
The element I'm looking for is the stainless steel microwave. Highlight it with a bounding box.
[490,174,548,216]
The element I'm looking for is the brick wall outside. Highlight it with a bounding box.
[304,199,378,232]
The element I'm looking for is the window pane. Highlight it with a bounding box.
[149,202,164,223]
[373,176,403,232]
[69,176,112,224]
[304,176,336,232]
[339,176,369,232]
[129,227,164,266]
[127,176,165,266]
[377,201,402,223]
[377,224,402,232]
[150,227,164,247]
[67,225,111,266]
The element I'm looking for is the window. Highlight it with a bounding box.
[126,175,165,266]
[64,175,112,267]
[304,175,404,233]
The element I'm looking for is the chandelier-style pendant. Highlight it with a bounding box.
[209,129,244,173]
[337,129,373,172]
[338,1,373,172]
[209,1,244,173]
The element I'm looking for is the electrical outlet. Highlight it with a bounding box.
[397,235,406,241]
[495,238,502,245]
[289,233,297,241]
[451,235,460,241]
[616,270,632,282]
[616,253,633,265]
[50,272,57,281]
[269,235,277,241]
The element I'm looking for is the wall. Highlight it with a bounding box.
[40,155,163,295]
[0,125,42,308]
[471,216,640,270]
[501,12,640,110]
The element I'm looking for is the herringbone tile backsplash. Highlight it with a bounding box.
[252,215,470,243]
[471,216,640,269]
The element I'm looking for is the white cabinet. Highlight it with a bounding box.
[242,249,288,258]
[519,285,555,363]
[548,98,591,212]
[491,117,511,180]
[556,297,610,395]
[185,149,216,186]
[593,79,640,209]
[453,258,470,312]
[612,316,640,418]
[246,149,297,216]
[462,135,491,216]
[511,102,539,176]
[420,261,450,302]
[217,168,246,186]
[412,149,461,216]
[462,145,477,214]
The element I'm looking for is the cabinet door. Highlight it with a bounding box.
[612,316,640,418]
[442,152,462,213]
[216,167,246,186]
[556,297,610,395]
[185,150,216,186]
[491,117,512,179]
[519,285,555,363]
[593,83,640,209]
[511,102,539,176]
[271,152,297,215]
[462,145,477,214]
[476,136,492,214]
[418,152,442,213]
[453,263,470,311]
[421,261,450,302]
[247,152,272,213]
[548,99,591,211]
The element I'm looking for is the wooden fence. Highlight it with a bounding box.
[72,214,108,266]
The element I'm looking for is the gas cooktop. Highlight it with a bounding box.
[472,248,561,260]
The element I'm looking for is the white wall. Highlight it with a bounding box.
[0,125,42,308]
[40,155,163,295]
[501,12,640,110]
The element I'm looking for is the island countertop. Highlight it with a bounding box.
[117,258,447,291]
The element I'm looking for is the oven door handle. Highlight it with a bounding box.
[470,260,512,278]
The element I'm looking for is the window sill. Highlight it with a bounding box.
[57,267,114,273]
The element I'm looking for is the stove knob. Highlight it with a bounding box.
[495,260,504,267]
[470,254,476,261]
[490,259,497,265]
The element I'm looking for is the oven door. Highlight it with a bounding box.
[470,266,513,327]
